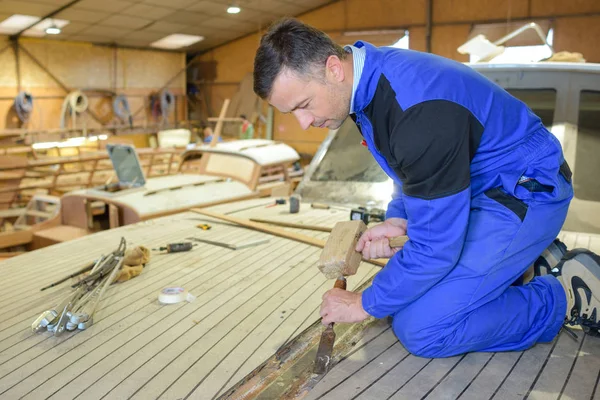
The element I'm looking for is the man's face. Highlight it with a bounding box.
[268,65,351,131]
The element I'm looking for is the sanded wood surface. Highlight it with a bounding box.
[0,198,380,399]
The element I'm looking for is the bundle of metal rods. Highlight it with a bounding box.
[31,237,126,336]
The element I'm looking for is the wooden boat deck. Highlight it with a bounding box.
[0,198,377,399]
[0,198,599,399]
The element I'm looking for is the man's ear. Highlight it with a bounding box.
[325,55,345,83]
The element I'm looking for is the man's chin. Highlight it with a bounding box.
[327,120,344,130]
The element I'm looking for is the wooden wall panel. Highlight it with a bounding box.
[346,0,426,28]
[553,16,600,63]
[408,26,427,52]
[201,34,261,83]
[20,40,112,89]
[118,47,185,89]
[299,1,347,31]
[531,0,600,17]
[273,111,327,156]
[0,37,186,132]
[433,0,529,23]
[431,24,471,62]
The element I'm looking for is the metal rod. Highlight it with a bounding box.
[13,41,21,93]
[425,0,433,53]
[40,260,97,291]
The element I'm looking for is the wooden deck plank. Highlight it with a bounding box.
[303,321,395,399]
[485,338,556,399]
[17,230,274,398]
[455,352,522,400]
[523,331,584,399]
[40,240,312,400]
[0,199,367,399]
[561,335,600,400]
[388,354,465,399]
[0,227,236,362]
[419,352,494,400]
[560,231,578,251]
[574,232,592,249]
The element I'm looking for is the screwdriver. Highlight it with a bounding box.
[153,242,195,253]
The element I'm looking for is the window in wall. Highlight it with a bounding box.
[506,89,557,128]
[574,90,600,201]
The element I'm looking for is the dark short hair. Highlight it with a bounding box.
[253,18,346,99]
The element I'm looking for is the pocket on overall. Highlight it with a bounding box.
[484,187,529,222]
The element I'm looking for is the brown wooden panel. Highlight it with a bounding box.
[554,16,600,63]
[409,26,427,52]
[433,0,529,23]
[432,24,471,61]
[346,0,426,28]
[299,1,347,31]
[531,0,600,17]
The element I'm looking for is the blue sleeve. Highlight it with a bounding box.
[385,182,407,220]
[361,100,481,318]
[362,188,470,318]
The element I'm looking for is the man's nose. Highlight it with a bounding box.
[293,110,314,130]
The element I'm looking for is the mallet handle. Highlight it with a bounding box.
[389,235,409,248]
[334,277,347,290]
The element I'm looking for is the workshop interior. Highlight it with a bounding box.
[1,0,600,399]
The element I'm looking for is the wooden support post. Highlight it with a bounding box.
[210,99,230,147]
[84,199,94,230]
[108,204,119,229]
[146,153,154,177]
[167,152,174,174]
[87,159,98,187]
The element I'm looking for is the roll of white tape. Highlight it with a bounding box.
[158,287,196,304]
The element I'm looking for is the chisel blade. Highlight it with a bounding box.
[313,324,335,375]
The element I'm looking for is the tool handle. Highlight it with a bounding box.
[389,235,409,248]
[311,203,330,209]
[167,242,193,253]
[333,277,346,290]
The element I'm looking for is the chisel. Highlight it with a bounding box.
[313,276,346,375]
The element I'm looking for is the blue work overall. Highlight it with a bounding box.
[350,41,574,357]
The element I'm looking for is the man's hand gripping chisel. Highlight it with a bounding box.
[314,276,346,374]
[312,220,408,375]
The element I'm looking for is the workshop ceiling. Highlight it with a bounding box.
[0,0,334,53]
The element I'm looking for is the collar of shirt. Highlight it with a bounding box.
[344,44,366,114]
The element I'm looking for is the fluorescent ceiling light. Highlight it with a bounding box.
[150,34,204,49]
[25,18,69,37]
[0,14,41,34]
[227,6,241,14]
[45,25,61,35]
[0,15,69,37]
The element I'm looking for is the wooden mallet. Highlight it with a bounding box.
[317,220,408,279]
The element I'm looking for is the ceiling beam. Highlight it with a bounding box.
[9,0,82,40]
